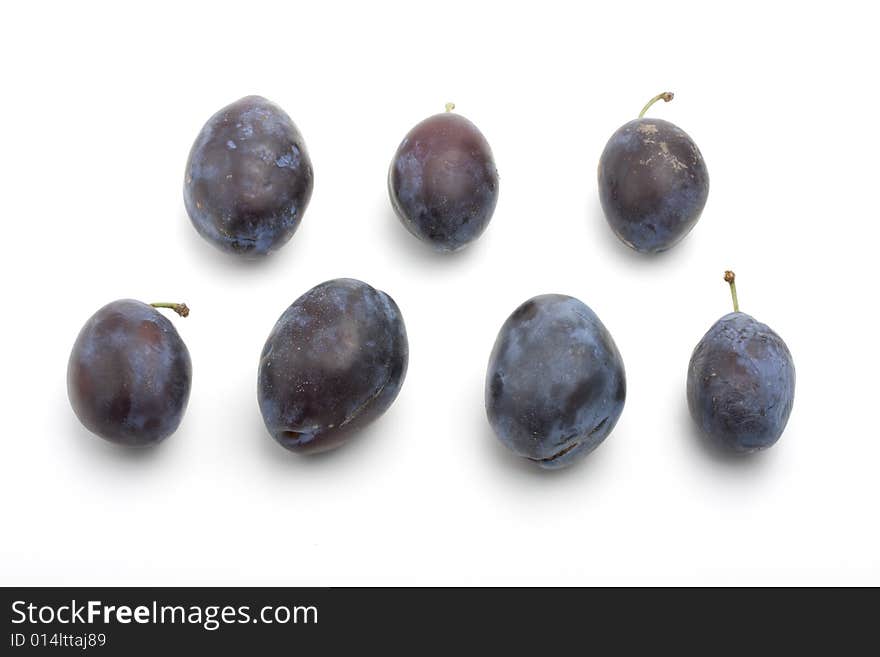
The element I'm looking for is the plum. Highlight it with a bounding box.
[598,92,709,253]
[258,278,408,454]
[485,294,626,469]
[67,300,192,446]
[184,95,313,256]
[687,272,796,452]
[389,103,499,252]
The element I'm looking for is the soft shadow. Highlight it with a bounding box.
[585,198,695,267]
[382,208,486,270]
[66,413,169,465]
[679,405,775,469]
[177,210,299,275]
[253,405,400,471]
[480,417,613,483]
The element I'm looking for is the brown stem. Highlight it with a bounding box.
[150,302,190,318]
[723,271,739,312]
[639,91,674,118]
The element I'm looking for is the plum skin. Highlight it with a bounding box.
[485,295,626,469]
[67,300,192,446]
[258,278,408,454]
[687,312,795,452]
[598,118,708,253]
[389,112,499,252]
[184,95,313,257]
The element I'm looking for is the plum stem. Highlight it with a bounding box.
[445,102,455,112]
[724,271,739,312]
[150,302,190,318]
[638,92,674,118]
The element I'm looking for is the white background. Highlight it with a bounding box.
[1,0,877,586]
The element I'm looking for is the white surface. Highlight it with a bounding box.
[1,0,877,586]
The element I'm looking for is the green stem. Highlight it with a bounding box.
[723,271,739,312]
[638,91,674,118]
[151,302,190,318]
[445,102,455,112]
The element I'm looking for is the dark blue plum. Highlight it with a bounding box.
[485,294,626,469]
[687,273,795,452]
[598,92,709,253]
[67,300,192,447]
[184,95,313,257]
[389,105,499,252]
[258,278,408,454]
